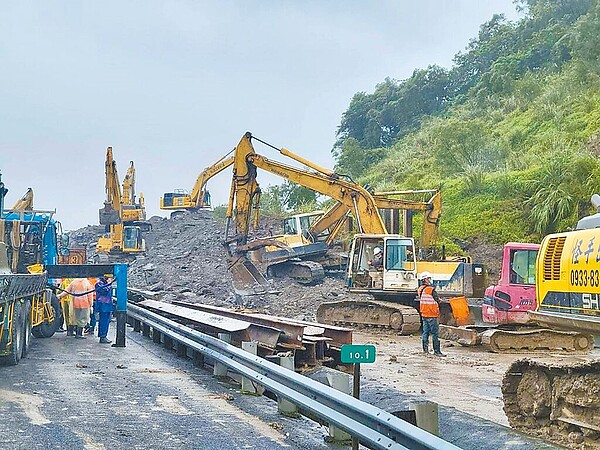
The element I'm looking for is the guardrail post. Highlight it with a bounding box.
[278,355,298,416]
[176,341,187,358]
[214,333,231,378]
[326,371,352,442]
[193,350,204,368]
[241,342,258,394]
[409,401,439,436]
[142,323,150,337]
[113,264,127,347]
[152,328,161,344]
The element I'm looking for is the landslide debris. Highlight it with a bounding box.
[68,211,351,321]
[66,210,504,321]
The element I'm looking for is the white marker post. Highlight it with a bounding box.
[340,344,376,450]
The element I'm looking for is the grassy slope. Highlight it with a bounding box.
[365,62,600,252]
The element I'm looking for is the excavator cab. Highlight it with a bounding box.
[347,234,418,296]
[161,190,193,209]
[96,224,145,255]
[282,211,325,237]
[122,226,145,253]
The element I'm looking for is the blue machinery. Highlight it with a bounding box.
[46,263,128,347]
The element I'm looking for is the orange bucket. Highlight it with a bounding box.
[448,296,472,326]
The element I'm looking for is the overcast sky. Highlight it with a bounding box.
[0,1,520,230]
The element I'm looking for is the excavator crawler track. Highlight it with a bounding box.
[316,300,421,335]
[502,358,600,449]
[267,260,325,285]
[481,328,595,354]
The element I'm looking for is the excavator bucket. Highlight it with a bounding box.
[448,296,473,326]
[439,297,476,327]
[99,204,120,226]
[228,255,272,296]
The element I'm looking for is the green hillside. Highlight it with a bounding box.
[333,0,600,254]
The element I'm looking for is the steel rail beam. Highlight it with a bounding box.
[170,300,353,347]
[128,304,459,450]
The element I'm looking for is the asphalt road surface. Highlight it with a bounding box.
[0,326,333,450]
[0,324,562,450]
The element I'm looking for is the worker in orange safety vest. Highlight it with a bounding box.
[417,272,446,357]
[57,278,94,339]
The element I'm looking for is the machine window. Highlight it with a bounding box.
[283,218,297,235]
[510,249,537,285]
[386,239,415,270]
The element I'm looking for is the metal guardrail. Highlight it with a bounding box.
[128,304,460,450]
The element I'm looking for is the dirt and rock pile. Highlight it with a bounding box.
[68,211,345,321]
[66,210,502,321]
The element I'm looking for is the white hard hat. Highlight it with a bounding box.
[373,247,382,255]
[419,271,432,280]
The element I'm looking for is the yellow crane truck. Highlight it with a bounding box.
[0,174,60,365]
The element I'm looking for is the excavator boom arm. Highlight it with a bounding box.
[307,202,350,243]
[374,190,441,248]
[104,147,122,212]
[230,133,386,244]
[308,190,441,248]
[122,161,136,206]
[189,155,235,207]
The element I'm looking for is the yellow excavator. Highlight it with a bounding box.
[260,190,445,283]
[224,132,473,333]
[500,198,600,449]
[225,132,390,281]
[160,153,235,211]
[96,147,150,255]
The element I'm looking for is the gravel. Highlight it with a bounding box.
[67,210,357,321]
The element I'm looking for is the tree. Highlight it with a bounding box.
[282,182,317,212]
[572,1,600,69]
[333,66,453,175]
[259,184,286,216]
[516,0,593,26]
[333,138,386,180]
[525,150,600,235]
[450,14,516,97]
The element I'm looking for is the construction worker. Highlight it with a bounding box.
[57,278,94,338]
[417,272,446,357]
[94,276,114,344]
[58,278,76,336]
[368,246,384,270]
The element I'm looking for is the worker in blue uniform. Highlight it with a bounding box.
[94,276,114,344]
